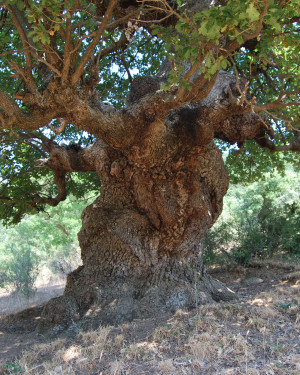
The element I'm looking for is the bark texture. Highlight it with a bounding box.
[38,121,237,332]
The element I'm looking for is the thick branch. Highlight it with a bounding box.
[214,113,268,145]
[255,132,300,153]
[0,88,21,117]
[39,139,99,173]
[0,89,56,130]
[64,70,260,149]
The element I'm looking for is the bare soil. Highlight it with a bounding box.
[0,283,65,364]
[0,260,299,374]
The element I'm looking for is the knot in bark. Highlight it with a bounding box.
[110,158,127,178]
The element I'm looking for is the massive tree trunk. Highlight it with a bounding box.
[40,142,232,330]
[77,139,231,289]
[36,71,269,333]
[38,139,235,332]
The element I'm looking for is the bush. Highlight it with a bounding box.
[203,169,300,266]
[202,222,234,266]
[0,244,38,297]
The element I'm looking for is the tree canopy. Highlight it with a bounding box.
[0,0,299,225]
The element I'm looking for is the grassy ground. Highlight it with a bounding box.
[0,260,299,375]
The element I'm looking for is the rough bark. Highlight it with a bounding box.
[38,140,235,332]
[37,127,237,332]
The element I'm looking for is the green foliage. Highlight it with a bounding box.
[153,0,299,83]
[0,2,166,224]
[95,29,164,107]
[4,361,22,374]
[223,141,300,184]
[0,1,165,102]
[0,243,38,298]
[203,167,300,266]
[0,127,100,225]
[151,0,300,183]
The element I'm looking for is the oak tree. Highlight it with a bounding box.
[0,0,299,331]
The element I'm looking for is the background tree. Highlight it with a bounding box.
[0,193,93,296]
[0,0,299,331]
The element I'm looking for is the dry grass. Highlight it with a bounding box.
[1,263,300,374]
[109,360,125,375]
[78,326,111,359]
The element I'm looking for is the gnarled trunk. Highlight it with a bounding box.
[36,71,269,333]
[38,139,235,332]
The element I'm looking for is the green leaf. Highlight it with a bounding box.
[237,34,244,45]
[198,21,208,35]
[246,3,260,22]
[220,58,228,70]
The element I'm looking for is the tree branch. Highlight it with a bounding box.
[97,32,129,59]
[71,0,118,86]
[254,101,300,112]
[7,5,37,93]
[214,113,268,145]
[0,88,22,117]
[0,128,49,157]
[61,14,73,84]
[39,139,98,173]
[49,119,68,135]
[32,171,67,207]
[0,88,56,130]
[30,50,62,77]
[255,132,300,153]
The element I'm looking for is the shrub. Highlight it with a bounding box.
[203,170,300,266]
[0,244,38,297]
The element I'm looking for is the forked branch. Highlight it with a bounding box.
[0,88,56,130]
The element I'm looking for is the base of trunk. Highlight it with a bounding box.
[37,141,233,334]
[37,266,236,334]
